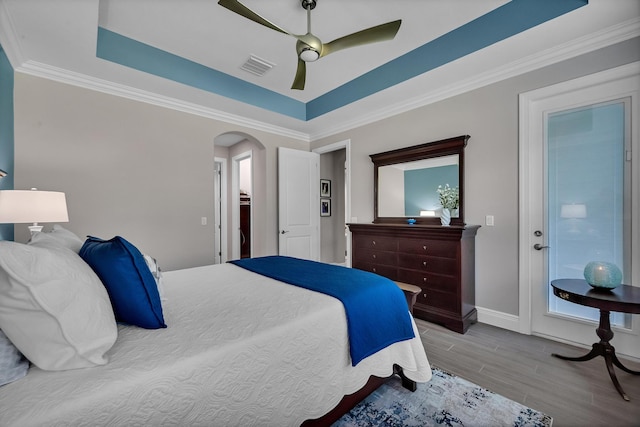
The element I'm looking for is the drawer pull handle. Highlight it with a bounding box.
[423,293,427,298]
[372,267,377,272]
[372,254,377,259]
[423,245,427,251]
[423,277,427,282]
[422,261,427,267]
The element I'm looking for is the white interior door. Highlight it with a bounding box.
[520,63,640,358]
[278,147,319,261]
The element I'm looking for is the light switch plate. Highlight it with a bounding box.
[485,215,494,226]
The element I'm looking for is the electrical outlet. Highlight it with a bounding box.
[485,215,494,226]
[201,217,207,226]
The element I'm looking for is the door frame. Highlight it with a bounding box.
[518,62,640,340]
[313,139,351,266]
[214,157,228,263]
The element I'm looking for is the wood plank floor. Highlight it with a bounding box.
[414,319,640,427]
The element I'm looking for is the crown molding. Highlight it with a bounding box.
[16,61,312,143]
[309,17,640,141]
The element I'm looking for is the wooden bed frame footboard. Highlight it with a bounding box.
[301,365,416,426]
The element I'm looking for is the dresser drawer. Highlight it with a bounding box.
[398,239,457,258]
[416,289,459,313]
[353,248,397,266]
[352,235,397,251]
[353,262,396,279]
[397,269,458,293]
[397,254,457,275]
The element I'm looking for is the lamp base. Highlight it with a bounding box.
[28,224,43,236]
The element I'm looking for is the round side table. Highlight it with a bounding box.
[550,279,640,401]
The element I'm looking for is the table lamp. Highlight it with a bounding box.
[0,188,69,236]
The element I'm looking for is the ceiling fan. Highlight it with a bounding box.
[218,0,402,90]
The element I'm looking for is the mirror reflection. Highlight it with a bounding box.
[378,154,459,218]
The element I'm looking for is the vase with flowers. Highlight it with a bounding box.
[437,184,459,226]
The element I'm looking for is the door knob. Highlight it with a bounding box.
[533,243,549,250]
[280,230,289,234]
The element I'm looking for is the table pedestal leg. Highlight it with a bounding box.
[552,309,639,401]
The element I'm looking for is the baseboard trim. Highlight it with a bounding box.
[476,306,520,332]
[476,306,640,362]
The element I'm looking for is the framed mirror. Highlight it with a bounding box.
[371,135,469,225]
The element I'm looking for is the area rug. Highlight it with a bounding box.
[333,367,553,427]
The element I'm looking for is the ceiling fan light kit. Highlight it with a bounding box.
[218,0,402,90]
[299,49,319,62]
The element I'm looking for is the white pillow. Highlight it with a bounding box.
[28,224,84,253]
[0,241,117,371]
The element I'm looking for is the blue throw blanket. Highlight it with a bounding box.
[229,256,415,366]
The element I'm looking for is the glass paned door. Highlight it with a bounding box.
[546,101,629,327]
[522,63,638,358]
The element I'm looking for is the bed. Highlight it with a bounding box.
[0,230,432,426]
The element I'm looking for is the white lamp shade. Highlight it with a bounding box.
[560,203,587,219]
[0,190,69,224]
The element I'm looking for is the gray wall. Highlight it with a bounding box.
[319,149,346,264]
[13,73,308,271]
[312,37,640,317]
[10,37,639,317]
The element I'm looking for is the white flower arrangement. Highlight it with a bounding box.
[437,184,459,209]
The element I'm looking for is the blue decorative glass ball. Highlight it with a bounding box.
[583,261,622,289]
[407,218,416,225]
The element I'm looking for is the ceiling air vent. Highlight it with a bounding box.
[240,55,275,77]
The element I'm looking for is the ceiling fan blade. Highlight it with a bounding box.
[291,58,307,90]
[321,19,401,57]
[218,0,293,36]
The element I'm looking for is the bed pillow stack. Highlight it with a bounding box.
[0,226,167,378]
[79,236,166,329]
[0,234,118,371]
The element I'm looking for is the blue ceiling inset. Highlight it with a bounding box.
[96,0,588,122]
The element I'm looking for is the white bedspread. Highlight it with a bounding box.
[0,263,431,426]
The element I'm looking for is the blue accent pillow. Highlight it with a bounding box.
[79,236,166,329]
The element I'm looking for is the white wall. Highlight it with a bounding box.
[311,37,640,317]
[13,73,308,271]
[239,158,251,196]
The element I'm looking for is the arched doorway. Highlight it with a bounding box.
[214,132,266,261]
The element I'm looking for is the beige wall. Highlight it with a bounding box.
[13,73,307,271]
[312,37,640,316]
[319,149,346,264]
[11,37,639,316]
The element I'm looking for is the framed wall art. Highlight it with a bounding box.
[320,179,331,198]
[320,199,331,217]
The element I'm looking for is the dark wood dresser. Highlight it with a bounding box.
[349,223,480,333]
